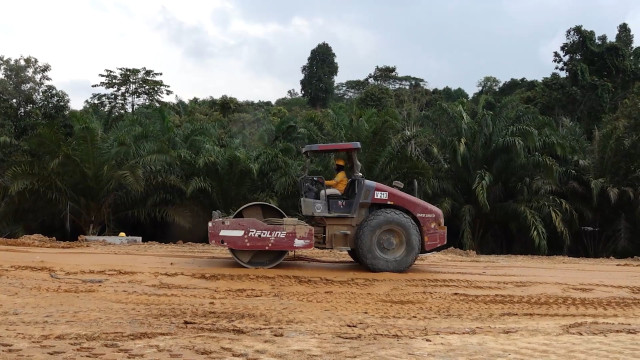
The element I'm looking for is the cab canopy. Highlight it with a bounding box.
[302,142,361,155]
[302,142,362,177]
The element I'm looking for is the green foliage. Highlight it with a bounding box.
[356,85,394,111]
[300,42,339,109]
[366,65,427,89]
[476,76,501,95]
[551,23,640,135]
[431,86,469,103]
[335,79,369,99]
[424,101,575,254]
[0,55,70,140]
[217,95,239,118]
[496,78,539,105]
[562,85,640,257]
[0,55,71,231]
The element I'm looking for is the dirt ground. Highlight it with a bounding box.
[0,235,639,359]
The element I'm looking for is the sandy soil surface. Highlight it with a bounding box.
[1,235,639,359]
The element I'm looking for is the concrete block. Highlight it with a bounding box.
[84,236,142,244]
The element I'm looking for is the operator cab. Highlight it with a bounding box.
[299,142,364,217]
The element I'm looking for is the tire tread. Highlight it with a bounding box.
[356,208,420,272]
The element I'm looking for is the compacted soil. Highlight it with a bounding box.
[0,235,639,359]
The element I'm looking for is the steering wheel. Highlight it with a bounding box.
[301,176,324,199]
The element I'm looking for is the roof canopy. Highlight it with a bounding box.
[302,142,361,155]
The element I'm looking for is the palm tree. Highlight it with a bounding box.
[425,100,575,254]
[5,112,147,235]
[561,93,640,257]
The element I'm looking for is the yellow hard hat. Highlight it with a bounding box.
[118,232,126,237]
[335,158,345,166]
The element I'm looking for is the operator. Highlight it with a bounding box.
[319,158,348,201]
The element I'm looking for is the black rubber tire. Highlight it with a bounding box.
[355,209,420,273]
[347,249,360,263]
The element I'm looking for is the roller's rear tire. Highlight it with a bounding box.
[347,249,360,263]
[355,209,420,272]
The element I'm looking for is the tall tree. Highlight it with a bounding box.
[551,23,640,135]
[300,42,339,109]
[366,65,427,90]
[476,76,501,96]
[217,95,239,118]
[89,67,173,114]
[0,55,70,140]
[367,65,400,88]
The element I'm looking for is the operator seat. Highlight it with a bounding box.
[325,178,361,215]
[327,178,357,201]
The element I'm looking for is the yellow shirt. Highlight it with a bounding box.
[325,171,348,193]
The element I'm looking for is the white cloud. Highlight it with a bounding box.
[502,0,577,25]
[2,0,639,109]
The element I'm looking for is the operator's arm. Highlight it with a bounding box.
[325,171,347,188]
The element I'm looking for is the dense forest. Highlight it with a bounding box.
[1,23,639,257]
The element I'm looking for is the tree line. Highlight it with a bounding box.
[1,23,639,257]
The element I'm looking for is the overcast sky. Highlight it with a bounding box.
[2,0,640,109]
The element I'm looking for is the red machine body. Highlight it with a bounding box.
[369,182,447,251]
[209,217,314,251]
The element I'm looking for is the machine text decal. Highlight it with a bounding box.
[248,229,286,238]
[374,191,389,199]
[417,213,436,218]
